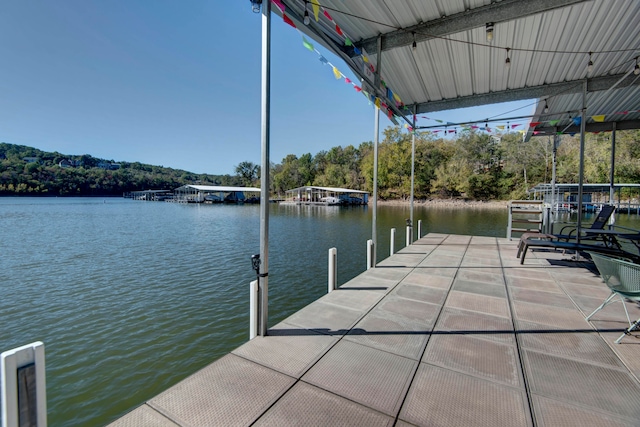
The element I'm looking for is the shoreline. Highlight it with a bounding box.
[376,199,507,209]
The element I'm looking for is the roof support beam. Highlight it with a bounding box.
[415,73,640,114]
[357,0,590,55]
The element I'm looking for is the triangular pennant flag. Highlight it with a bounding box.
[323,10,332,20]
[569,132,576,136]
[318,55,328,64]
[572,117,581,126]
[393,93,401,103]
[408,126,413,132]
[381,102,388,109]
[592,115,605,122]
[486,128,492,133]
[332,66,341,79]
[448,129,455,133]
[435,119,443,123]
[362,55,369,63]
[311,0,320,21]
[354,85,362,92]
[272,0,285,12]
[302,37,314,52]
[353,46,361,55]
[283,13,296,28]
[471,125,479,129]
[548,120,560,126]
[344,77,351,84]
[374,97,381,108]
[344,37,352,47]
[497,125,505,130]
[616,110,629,115]
[335,24,343,36]
[533,131,540,135]
[433,130,441,134]
[529,122,541,127]
[511,123,521,129]
[556,131,562,135]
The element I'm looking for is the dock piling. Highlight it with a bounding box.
[367,239,375,269]
[390,228,396,256]
[417,220,422,239]
[249,280,258,340]
[328,248,337,292]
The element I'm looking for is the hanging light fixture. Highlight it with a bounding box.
[634,57,640,75]
[505,48,511,68]
[249,0,262,13]
[486,23,494,42]
[303,0,310,25]
[412,32,417,51]
[587,51,594,74]
[544,100,549,114]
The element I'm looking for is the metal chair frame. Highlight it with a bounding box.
[586,251,640,343]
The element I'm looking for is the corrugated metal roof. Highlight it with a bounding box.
[276,0,640,133]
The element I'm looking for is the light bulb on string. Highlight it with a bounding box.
[634,57,640,75]
[486,23,494,42]
[412,32,417,51]
[587,51,594,74]
[544,101,549,114]
[303,0,310,25]
[505,48,511,68]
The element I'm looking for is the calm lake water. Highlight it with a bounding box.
[1,197,638,426]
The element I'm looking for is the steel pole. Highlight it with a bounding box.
[576,80,587,245]
[258,0,271,336]
[372,106,379,267]
[410,107,416,243]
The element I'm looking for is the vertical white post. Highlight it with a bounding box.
[417,220,422,239]
[249,280,258,340]
[1,342,47,427]
[328,247,337,292]
[390,228,396,256]
[406,225,411,246]
[367,239,375,269]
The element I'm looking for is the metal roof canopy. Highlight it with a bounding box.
[276,0,640,133]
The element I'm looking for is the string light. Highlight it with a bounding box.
[412,32,416,51]
[505,48,511,68]
[544,101,549,114]
[486,23,494,42]
[303,0,310,25]
[635,57,640,75]
[587,51,594,73]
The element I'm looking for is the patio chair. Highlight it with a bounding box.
[555,204,615,241]
[586,251,640,343]
[516,204,616,259]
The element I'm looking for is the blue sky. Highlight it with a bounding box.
[1,1,535,175]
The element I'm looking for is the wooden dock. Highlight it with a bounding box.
[108,233,640,426]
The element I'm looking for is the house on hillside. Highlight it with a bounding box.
[98,162,121,170]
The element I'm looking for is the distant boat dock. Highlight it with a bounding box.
[108,233,640,426]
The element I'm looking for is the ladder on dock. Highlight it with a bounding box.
[507,200,544,240]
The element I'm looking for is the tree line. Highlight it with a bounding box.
[2,128,640,199]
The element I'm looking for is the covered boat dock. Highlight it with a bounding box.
[282,186,368,206]
[173,185,260,203]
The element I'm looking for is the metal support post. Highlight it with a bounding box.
[367,239,375,269]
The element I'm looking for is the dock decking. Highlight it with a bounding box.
[108,233,640,426]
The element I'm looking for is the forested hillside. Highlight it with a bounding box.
[0,143,240,196]
[2,128,639,199]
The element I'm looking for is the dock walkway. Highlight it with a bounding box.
[109,234,640,426]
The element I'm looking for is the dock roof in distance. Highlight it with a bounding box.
[176,185,261,192]
[286,186,368,194]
